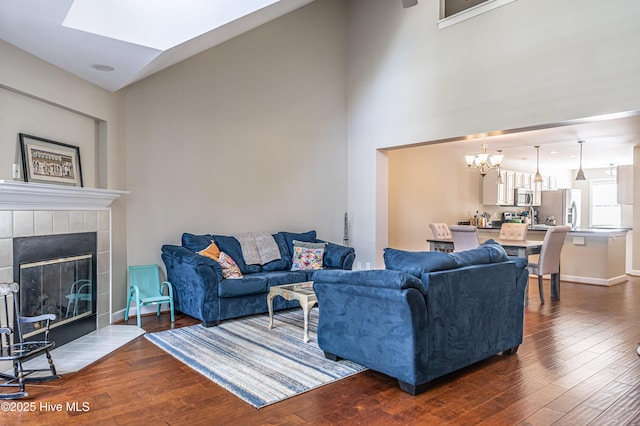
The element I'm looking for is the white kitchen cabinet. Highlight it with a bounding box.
[505,171,515,205]
[482,169,506,205]
[482,169,545,206]
[533,181,541,206]
[515,173,523,188]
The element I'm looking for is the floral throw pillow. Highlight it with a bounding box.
[291,240,326,271]
[218,251,243,279]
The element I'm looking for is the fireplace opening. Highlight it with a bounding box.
[14,232,97,347]
[19,254,93,337]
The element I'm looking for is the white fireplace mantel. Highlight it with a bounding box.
[0,180,128,210]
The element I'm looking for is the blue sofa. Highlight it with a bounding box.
[312,240,528,395]
[161,230,355,326]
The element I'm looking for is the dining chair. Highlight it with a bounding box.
[125,264,175,328]
[429,223,452,240]
[526,226,571,304]
[449,225,480,252]
[498,222,528,241]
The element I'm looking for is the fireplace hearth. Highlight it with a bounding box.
[14,232,97,347]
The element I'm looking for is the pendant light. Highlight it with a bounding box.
[605,163,616,176]
[575,140,586,181]
[533,145,543,183]
[496,150,504,184]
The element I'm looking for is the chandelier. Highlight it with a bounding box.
[464,140,504,177]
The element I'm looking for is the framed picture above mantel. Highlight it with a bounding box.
[19,133,83,187]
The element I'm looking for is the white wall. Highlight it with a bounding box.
[122,0,348,266]
[0,40,127,314]
[347,0,640,266]
[0,88,96,186]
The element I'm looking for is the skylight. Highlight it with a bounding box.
[62,0,280,51]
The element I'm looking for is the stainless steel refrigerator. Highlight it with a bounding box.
[538,189,582,229]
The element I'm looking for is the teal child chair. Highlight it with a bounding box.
[125,264,175,328]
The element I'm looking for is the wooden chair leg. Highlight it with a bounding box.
[538,275,545,305]
[551,273,560,300]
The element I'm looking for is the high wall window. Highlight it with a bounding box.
[439,0,517,29]
[442,0,491,18]
[590,178,621,227]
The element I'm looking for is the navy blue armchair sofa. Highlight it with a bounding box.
[313,240,528,395]
[161,230,355,326]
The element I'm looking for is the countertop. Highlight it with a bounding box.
[478,225,631,236]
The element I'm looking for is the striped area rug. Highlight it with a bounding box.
[145,308,366,408]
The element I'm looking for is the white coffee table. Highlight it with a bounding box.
[267,282,317,343]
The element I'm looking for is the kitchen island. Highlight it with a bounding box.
[481,227,629,286]
[428,227,629,286]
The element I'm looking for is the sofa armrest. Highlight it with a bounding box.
[313,269,425,293]
[321,242,356,270]
[161,244,223,326]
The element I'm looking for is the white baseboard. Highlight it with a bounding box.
[111,305,171,324]
[627,269,640,277]
[529,273,629,287]
[561,274,628,286]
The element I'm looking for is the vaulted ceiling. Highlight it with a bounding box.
[0,0,315,92]
[1,0,638,170]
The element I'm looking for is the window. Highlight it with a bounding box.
[442,0,491,18]
[438,0,517,29]
[590,178,621,227]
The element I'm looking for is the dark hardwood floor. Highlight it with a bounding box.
[6,276,640,425]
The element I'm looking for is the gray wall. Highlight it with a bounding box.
[122,0,349,271]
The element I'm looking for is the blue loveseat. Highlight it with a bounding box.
[312,240,528,395]
[161,230,355,326]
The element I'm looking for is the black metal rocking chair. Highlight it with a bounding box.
[0,282,60,399]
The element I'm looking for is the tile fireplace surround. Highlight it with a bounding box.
[0,180,126,331]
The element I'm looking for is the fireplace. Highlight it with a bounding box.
[13,232,97,347]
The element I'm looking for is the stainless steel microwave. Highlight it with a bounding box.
[514,188,534,206]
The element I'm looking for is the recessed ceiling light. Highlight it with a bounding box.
[91,64,115,72]
[549,150,559,154]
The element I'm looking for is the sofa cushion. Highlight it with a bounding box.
[279,230,317,257]
[213,235,262,274]
[218,276,267,298]
[384,248,458,277]
[182,233,213,252]
[450,239,509,267]
[251,270,310,287]
[291,240,326,271]
[262,233,291,272]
